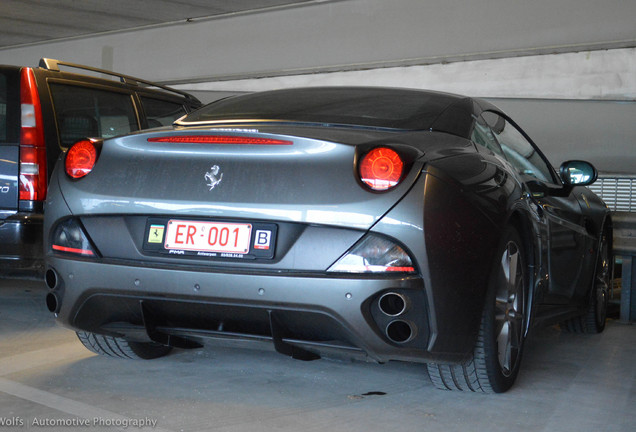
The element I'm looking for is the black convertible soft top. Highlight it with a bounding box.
[178,87,481,138]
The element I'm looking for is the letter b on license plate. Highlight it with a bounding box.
[144,218,277,260]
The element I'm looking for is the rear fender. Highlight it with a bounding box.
[371,168,505,357]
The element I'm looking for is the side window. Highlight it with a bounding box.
[49,83,139,148]
[471,116,504,157]
[482,111,555,183]
[0,74,7,142]
[140,97,187,127]
[0,70,19,144]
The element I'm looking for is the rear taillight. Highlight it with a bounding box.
[19,67,47,201]
[147,135,293,145]
[328,234,415,274]
[65,140,98,179]
[359,147,404,191]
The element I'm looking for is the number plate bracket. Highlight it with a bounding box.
[143,218,277,260]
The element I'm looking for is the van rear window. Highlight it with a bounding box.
[49,83,140,148]
[140,97,187,127]
[0,71,20,144]
[1,74,7,142]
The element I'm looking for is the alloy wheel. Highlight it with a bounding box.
[494,241,525,377]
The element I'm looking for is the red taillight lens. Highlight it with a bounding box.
[148,135,293,145]
[359,147,404,191]
[18,146,47,200]
[19,67,47,201]
[65,140,98,179]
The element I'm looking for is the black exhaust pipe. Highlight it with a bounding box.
[378,292,409,316]
[46,292,60,314]
[45,268,58,290]
[386,320,415,344]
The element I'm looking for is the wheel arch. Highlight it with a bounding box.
[590,212,613,303]
[506,210,536,267]
[601,213,613,251]
[502,209,537,337]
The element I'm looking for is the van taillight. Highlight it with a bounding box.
[19,67,47,201]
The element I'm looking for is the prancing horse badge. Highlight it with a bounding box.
[205,165,223,190]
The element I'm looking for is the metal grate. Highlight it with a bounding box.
[589,176,636,212]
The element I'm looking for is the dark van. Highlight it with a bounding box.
[0,58,202,275]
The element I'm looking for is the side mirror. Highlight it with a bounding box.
[559,160,598,186]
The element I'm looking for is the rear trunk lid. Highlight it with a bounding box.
[58,126,432,230]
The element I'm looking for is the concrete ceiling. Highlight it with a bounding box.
[0,0,318,49]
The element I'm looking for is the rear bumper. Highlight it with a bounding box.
[0,213,44,274]
[44,256,472,363]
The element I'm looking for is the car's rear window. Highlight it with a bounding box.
[180,87,463,130]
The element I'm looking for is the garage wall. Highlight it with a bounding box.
[178,48,636,100]
[1,0,634,84]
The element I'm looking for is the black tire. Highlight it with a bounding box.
[560,226,610,334]
[427,226,527,393]
[77,331,172,360]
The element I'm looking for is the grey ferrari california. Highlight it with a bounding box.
[44,87,612,393]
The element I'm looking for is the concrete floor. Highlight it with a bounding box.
[1,278,634,432]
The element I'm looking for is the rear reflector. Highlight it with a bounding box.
[148,135,293,145]
[52,244,95,256]
[65,140,98,179]
[19,67,47,201]
[359,147,404,191]
[51,218,97,257]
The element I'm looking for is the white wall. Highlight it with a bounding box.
[176,48,636,101]
[1,0,634,85]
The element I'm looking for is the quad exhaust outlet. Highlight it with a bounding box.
[377,292,416,344]
[386,320,415,344]
[378,292,409,316]
[46,292,60,314]
[45,268,62,314]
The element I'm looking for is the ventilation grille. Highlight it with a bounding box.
[588,177,636,212]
